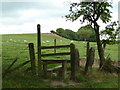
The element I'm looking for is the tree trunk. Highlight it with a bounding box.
[94,23,105,69]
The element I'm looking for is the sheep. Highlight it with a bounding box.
[46,40,50,43]
[24,40,28,44]
[70,40,74,43]
[10,39,12,41]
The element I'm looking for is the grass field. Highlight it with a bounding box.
[1,33,119,88]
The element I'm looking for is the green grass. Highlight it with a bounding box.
[1,33,119,88]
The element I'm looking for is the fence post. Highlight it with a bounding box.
[62,60,67,79]
[70,43,75,80]
[86,41,90,59]
[54,39,56,53]
[43,62,47,78]
[74,48,80,75]
[84,47,95,75]
[37,24,42,76]
[29,43,36,75]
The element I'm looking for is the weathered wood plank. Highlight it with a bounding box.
[43,62,47,78]
[86,41,90,58]
[70,43,75,80]
[29,43,36,75]
[3,60,30,76]
[3,58,18,73]
[54,39,56,53]
[41,52,70,57]
[84,47,95,75]
[41,45,70,49]
[37,24,42,76]
[47,65,62,72]
[42,59,70,61]
[74,48,80,75]
[62,61,67,79]
[42,60,70,64]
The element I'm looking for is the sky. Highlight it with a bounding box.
[0,0,119,34]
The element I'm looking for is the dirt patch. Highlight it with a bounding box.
[50,80,67,87]
[48,33,66,39]
[68,81,78,86]
[93,79,103,83]
[112,60,120,67]
[80,58,120,69]
[80,58,99,68]
[50,80,79,87]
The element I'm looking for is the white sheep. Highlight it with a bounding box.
[24,40,28,43]
[46,40,50,43]
[70,40,74,43]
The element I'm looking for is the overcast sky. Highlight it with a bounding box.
[0,0,119,34]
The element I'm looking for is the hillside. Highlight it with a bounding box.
[2,33,119,88]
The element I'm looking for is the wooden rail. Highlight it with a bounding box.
[41,45,70,49]
[43,60,68,79]
[3,60,30,77]
[41,52,70,57]
[42,59,70,64]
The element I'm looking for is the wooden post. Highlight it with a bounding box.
[84,47,95,75]
[43,62,47,78]
[29,43,36,75]
[54,39,56,53]
[74,48,80,75]
[86,41,90,59]
[62,61,67,79]
[37,24,42,76]
[70,43,75,80]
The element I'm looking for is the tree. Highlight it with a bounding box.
[65,29,78,40]
[100,21,120,50]
[77,25,96,41]
[56,28,66,37]
[65,1,113,68]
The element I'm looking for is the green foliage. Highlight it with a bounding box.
[64,29,78,40]
[101,21,120,45]
[51,25,96,42]
[77,25,96,41]
[65,1,114,68]
[65,1,112,24]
